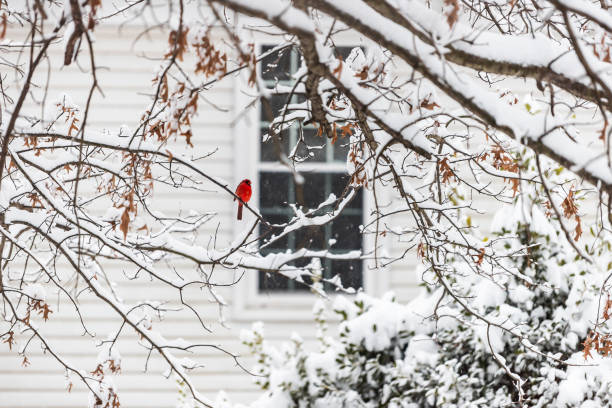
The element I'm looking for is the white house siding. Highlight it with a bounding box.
[0,25,257,408]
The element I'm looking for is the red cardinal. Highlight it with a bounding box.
[234,179,252,220]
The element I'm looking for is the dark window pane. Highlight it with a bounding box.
[259,270,289,291]
[292,258,314,288]
[332,174,349,197]
[331,215,362,249]
[295,127,326,162]
[261,46,293,81]
[301,173,327,209]
[260,128,289,162]
[258,265,309,292]
[295,225,326,250]
[333,136,351,162]
[330,259,363,290]
[260,94,292,121]
[260,172,291,208]
[332,175,362,210]
[260,213,290,249]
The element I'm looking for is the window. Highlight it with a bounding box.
[258,45,363,292]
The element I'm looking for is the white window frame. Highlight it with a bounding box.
[231,42,390,319]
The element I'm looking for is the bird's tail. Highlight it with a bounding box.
[237,203,243,220]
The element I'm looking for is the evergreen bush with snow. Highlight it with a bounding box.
[228,208,612,408]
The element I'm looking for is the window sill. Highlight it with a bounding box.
[230,290,356,323]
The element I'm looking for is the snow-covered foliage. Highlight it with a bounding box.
[231,209,611,407]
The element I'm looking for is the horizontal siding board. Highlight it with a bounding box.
[16,316,322,343]
[0,390,264,408]
[17,105,234,127]
[2,21,252,405]
[0,372,258,391]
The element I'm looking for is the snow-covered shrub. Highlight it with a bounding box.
[230,209,611,408]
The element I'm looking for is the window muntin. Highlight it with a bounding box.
[257,45,363,292]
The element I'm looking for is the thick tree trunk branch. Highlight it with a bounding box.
[365,0,612,111]
[212,0,612,190]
